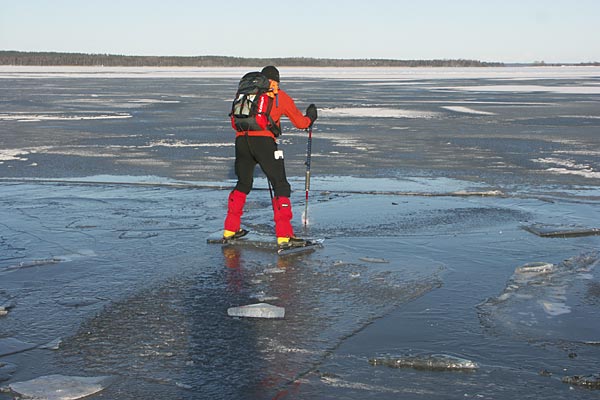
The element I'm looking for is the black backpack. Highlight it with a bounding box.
[229,71,281,136]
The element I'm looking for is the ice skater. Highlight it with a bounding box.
[223,66,317,250]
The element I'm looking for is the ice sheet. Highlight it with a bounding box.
[2,66,600,80]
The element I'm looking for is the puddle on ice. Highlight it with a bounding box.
[478,252,599,343]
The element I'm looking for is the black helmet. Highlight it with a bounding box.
[261,65,280,82]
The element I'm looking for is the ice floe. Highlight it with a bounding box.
[39,337,63,350]
[523,224,600,238]
[369,353,479,371]
[7,374,113,400]
[227,303,285,319]
[5,257,62,271]
[0,299,14,318]
[359,257,390,264]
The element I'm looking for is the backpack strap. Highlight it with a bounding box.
[264,95,281,137]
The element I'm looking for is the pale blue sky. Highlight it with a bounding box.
[1,0,598,63]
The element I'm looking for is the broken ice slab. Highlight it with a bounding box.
[227,303,285,319]
[369,353,479,371]
[0,298,13,317]
[39,337,63,350]
[359,257,390,264]
[562,373,600,389]
[5,257,62,270]
[250,291,279,302]
[523,223,600,238]
[0,337,37,357]
[8,374,113,400]
[514,262,556,276]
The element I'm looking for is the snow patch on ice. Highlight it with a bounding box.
[128,99,181,104]
[533,157,600,179]
[320,107,440,119]
[442,106,496,115]
[558,115,600,120]
[438,85,600,95]
[0,149,30,161]
[145,139,233,148]
[0,112,131,122]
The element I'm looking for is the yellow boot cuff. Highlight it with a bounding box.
[223,230,236,239]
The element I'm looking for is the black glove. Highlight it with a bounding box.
[305,104,318,124]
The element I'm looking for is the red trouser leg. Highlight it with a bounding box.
[224,190,247,232]
[273,196,294,238]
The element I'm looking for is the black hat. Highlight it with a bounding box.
[261,65,280,82]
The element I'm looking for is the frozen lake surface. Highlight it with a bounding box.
[1,66,600,399]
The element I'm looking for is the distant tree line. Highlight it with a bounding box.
[0,51,507,67]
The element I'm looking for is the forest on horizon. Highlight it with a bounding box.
[0,51,507,67]
[1,51,598,68]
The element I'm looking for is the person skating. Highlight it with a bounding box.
[223,66,317,249]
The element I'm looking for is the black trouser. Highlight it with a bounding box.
[234,135,291,198]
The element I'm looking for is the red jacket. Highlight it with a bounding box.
[234,89,312,138]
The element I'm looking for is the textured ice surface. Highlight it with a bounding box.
[8,374,112,400]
